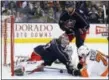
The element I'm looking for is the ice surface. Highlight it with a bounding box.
[1,43,108,79]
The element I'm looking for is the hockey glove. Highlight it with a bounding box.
[77,62,83,70]
[72,69,81,76]
[66,61,75,74]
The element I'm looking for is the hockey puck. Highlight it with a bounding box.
[60,69,63,73]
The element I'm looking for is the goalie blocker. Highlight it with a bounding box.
[14,33,77,76]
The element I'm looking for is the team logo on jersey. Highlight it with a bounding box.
[65,19,76,28]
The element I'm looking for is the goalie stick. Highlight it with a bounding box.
[26,66,66,74]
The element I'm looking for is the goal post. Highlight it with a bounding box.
[10,16,15,76]
[2,16,15,76]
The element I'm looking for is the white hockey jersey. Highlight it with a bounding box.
[80,49,108,77]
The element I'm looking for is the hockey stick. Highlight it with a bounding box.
[26,66,66,74]
[103,5,109,40]
[26,67,44,74]
[45,66,64,70]
[45,66,66,73]
[26,63,44,74]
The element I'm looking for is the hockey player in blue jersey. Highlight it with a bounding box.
[58,1,89,66]
[14,34,79,76]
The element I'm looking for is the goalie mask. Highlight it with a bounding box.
[58,34,70,48]
[78,45,89,57]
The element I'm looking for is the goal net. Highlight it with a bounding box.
[2,16,30,76]
[2,16,15,76]
[2,15,39,77]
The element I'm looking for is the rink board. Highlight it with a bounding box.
[3,23,108,43]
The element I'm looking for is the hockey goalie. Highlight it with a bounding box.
[76,45,109,77]
[14,33,78,76]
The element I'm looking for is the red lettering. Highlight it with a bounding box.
[96,26,108,34]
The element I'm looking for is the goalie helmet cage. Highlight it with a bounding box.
[3,16,15,76]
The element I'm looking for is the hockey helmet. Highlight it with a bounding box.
[78,45,89,57]
[65,1,75,8]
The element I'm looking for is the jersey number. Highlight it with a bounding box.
[96,53,107,66]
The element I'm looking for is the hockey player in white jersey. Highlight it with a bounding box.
[77,45,109,77]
